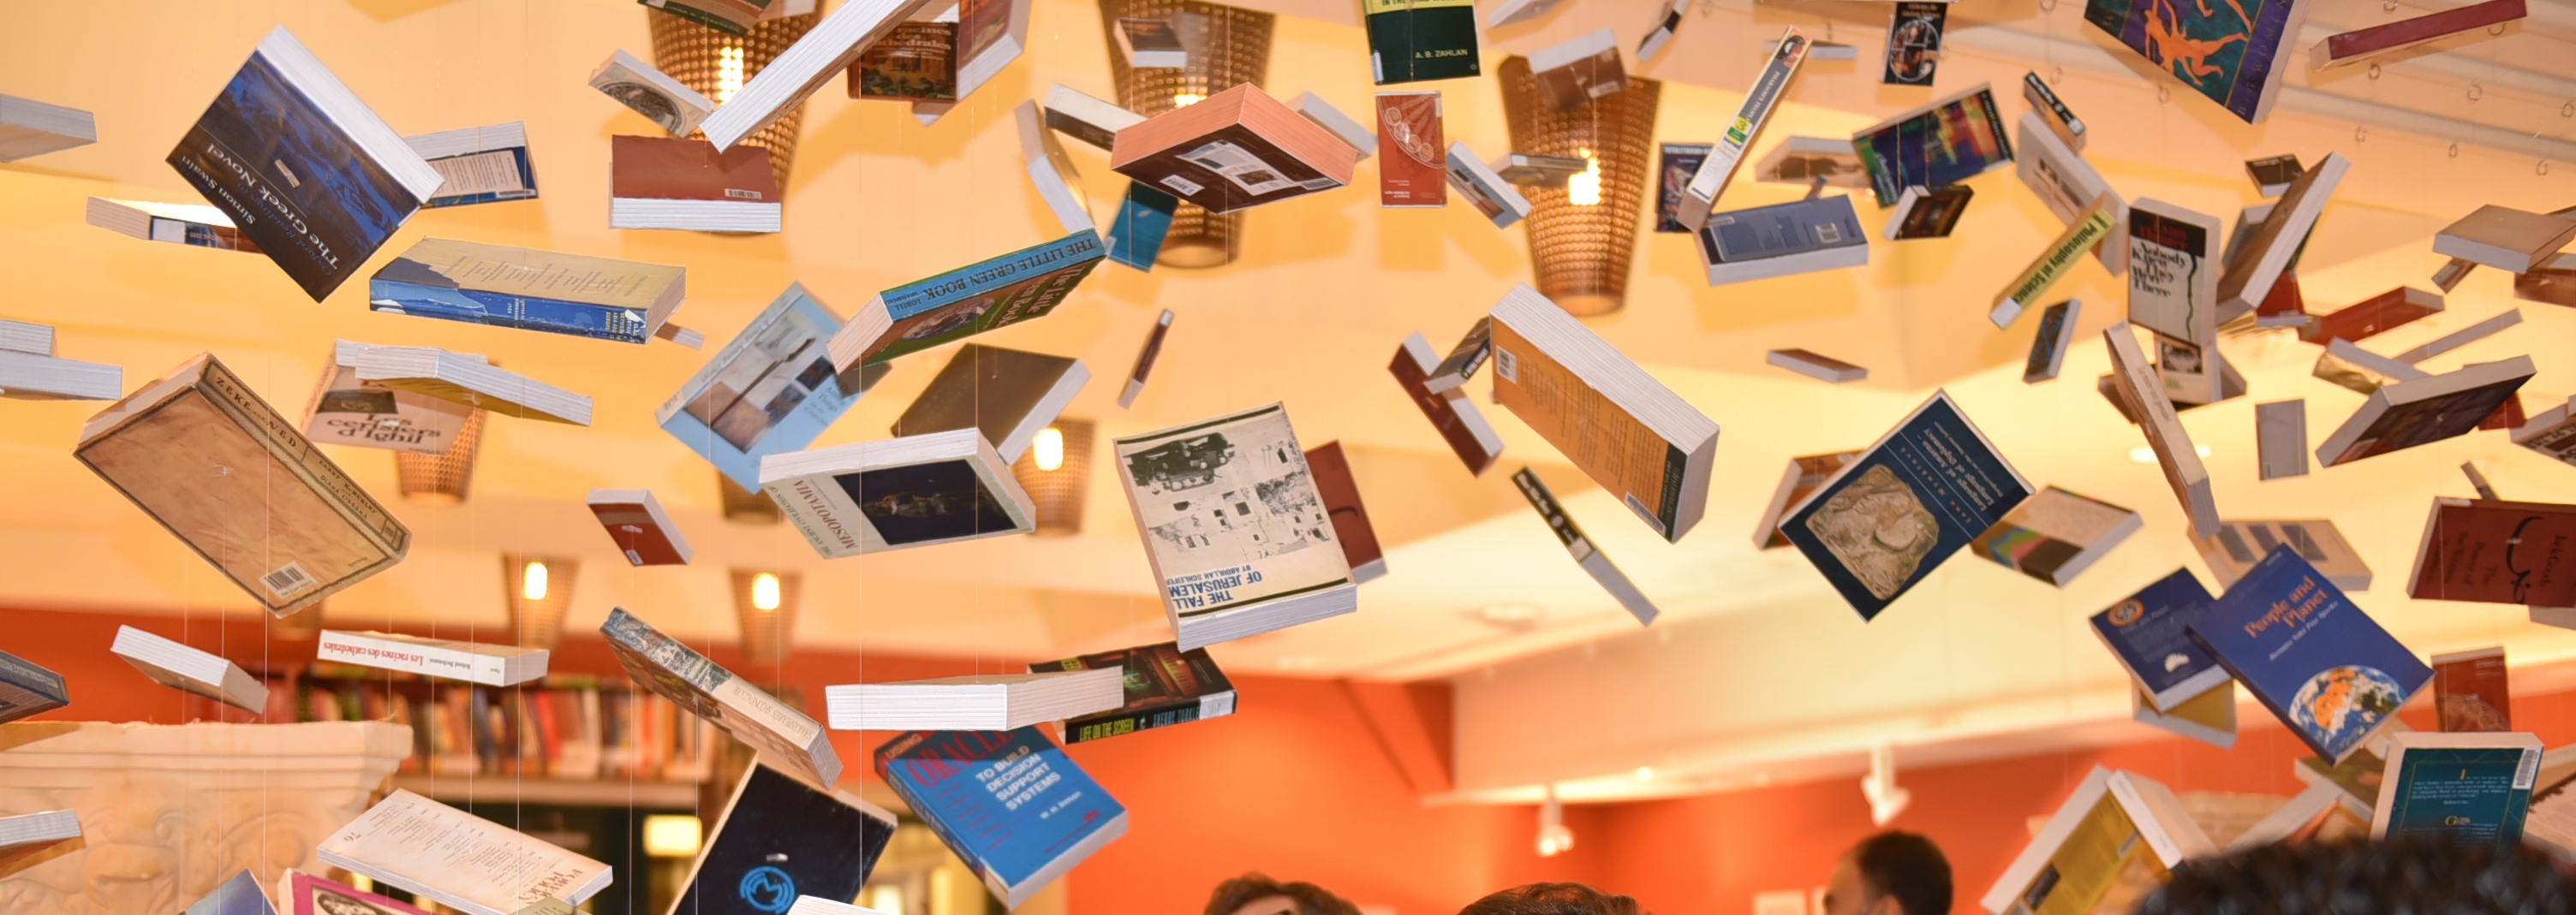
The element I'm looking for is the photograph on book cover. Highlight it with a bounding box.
[172,51,415,300]
[1119,405,1348,621]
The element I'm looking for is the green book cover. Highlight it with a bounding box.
[1363,0,1480,84]
[2378,735,2540,850]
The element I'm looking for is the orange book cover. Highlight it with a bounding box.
[611,134,778,204]
[1375,92,1446,207]
[1488,317,1686,535]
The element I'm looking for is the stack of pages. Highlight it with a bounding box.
[826,668,1125,730]
[110,625,268,713]
[0,319,120,401]
[353,346,593,425]
[317,630,550,686]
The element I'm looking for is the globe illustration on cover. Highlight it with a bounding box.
[2287,665,2406,745]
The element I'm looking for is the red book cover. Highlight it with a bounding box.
[2410,497,2576,606]
[1391,338,1500,475]
[610,135,778,203]
[1303,441,1386,580]
[2302,287,2443,344]
[2433,646,2512,731]
[2257,270,2305,324]
[2482,392,2526,431]
[589,491,692,566]
[2323,0,2525,60]
[1375,91,1446,207]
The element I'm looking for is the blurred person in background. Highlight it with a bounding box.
[2132,835,2572,915]
[1456,882,1643,915]
[1822,832,1951,915]
[1206,873,1363,915]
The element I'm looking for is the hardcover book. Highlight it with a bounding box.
[1363,0,1480,84]
[1698,194,1870,285]
[78,354,409,616]
[1656,143,1713,233]
[1121,309,1175,407]
[2014,111,2127,275]
[369,237,688,345]
[1674,28,1810,230]
[600,607,844,786]
[86,198,261,253]
[1781,391,2032,621]
[404,122,539,208]
[832,231,1106,369]
[850,21,957,100]
[2103,322,2221,538]
[1030,642,1238,744]
[1881,3,1947,86]
[588,489,693,566]
[2431,645,2512,732]
[2313,0,2527,70]
[277,870,433,915]
[2084,0,2312,123]
[2022,72,2085,152]
[2023,299,2081,383]
[1392,332,1506,475]
[1107,181,1179,269]
[1979,766,2216,915]
[2126,198,2224,405]
[319,789,612,915]
[761,429,1035,556]
[2370,731,2542,848]
[659,283,868,492]
[0,93,95,163]
[1883,185,1972,241]
[169,27,443,301]
[1754,451,1860,550]
[1512,467,1660,626]
[0,649,68,726]
[1114,403,1357,650]
[677,762,897,915]
[112,626,268,712]
[2407,497,2576,607]
[588,50,715,136]
[2317,356,2535,467]
[318,630,549,687]
[1489,284,1718,542]
[2090,569,2230,711]
[825,669,1124,731]
[1109,84,1357,214]
[875,727,1129,908]
[2189,544,2434,763]
[2301,287,2443,345]
[1969,485,2142,586]
[185,870,277,915]
[1851,84,2012,208]
[890,343,1089,464]
[609,135,781,234]
[1307,442,1388,585]
[1529,28,1625,110]
[1376,91,1446,207]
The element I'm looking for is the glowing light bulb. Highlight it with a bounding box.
[1034,427,1066,472]
[521,561,549,601]
[1173,92,1206,107]
[752,572,781,612]
[1567,149,1603,206]
[641,815,703,859]
[717,46,747,104]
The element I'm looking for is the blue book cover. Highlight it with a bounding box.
[368,239,683,345]
[858,231,1106,366]
[421,146,537,209]
[657,284,863,491]
[2189,544,2434,763]
[183,870,276,915]
[1781,390,2032,621]
[677,763,894,915]
[1107,182,1177,270]
[0,647,67,726]
[874,726,1128,906]
[168,28,428,302]
[1655,143,1712,234]
[1702,195,1866,263]
[1851,86,2013,207]
[2376,734,2541,849]
[2090,569,2228,710]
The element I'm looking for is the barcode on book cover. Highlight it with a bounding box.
[2519,746,2543,789]
[1494,346,1518,383]
[724,188,764,199]
[263,561,317,597]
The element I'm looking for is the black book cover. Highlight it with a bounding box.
[1364,0,1481,84]
[169,46,420,301]
[1034,642,1237,743]
[1881,3,1947,86]
[678,763,895,915]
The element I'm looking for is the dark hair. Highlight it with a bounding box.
[2133,835,2573,915]
[1205,873,1363,915]
[1456,882,1643,915]
[1852,832,1950,915]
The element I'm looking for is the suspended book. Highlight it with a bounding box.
[2102,322,2220,538]
[1446,143,1530,228]
[2015,110,2126,275]
[2407,497,2576,606]
[0,93,94,162]
[2126,199,2222,405]
[659,283,870,492]
[1968,485,2140,586]
[184,870,277,915]
[2311,0,2526,71]
[0,319,119,401]
[588,489,693,566]
[697,0,943,149]
[1752,451,1859,550]
[590,50,714,137]
[1109,84,1358,214]
[353,346,592,425]
[2217,153,2346,318]
[1991,193,2114,328]
[1697,195,1870,285]
[318,630,549,687]
[2197,519,2370,591]
[1979,766,2216,915]
[1512,467,1660,626]
[2189,545,2433,763]
[1113,402,1356,650]
[762,429,1036,556]
[2514,395,2576,466]
[1030,642,1238,744]
[0,648,68,726]
[2021,73,2084,152]
[1673,28,1810,230]
[1883,184,1971,241]
[890,343,1088,464]
[600,607,843,786]
[1045,84,1144,152]
[0,809,80,876]
[1106,181,1178,270]
[875,727,1127,908]
[1656,143,1713,232]
[1016,101,1094,235]
[1308,441,1387,584]
[675,762,897,915]
[1489,284,1716,541]
[320,790,612,915]
[2370,731,2541,850]
[113,625,267,713]
[1392,332,1505,475]
[824,669,1124,730]
[832,231,1106,369]
[1120,309,1175,407]
[1752,136,1869,190]
[2301,287,2442,346]
[2084,0,2313,123]
[641,0,818,35]
[168,27,442,300]
[370,238,688,344]
[610,135,780,234]
[1363,0,1479,83]
[850,21,958,103]
[1375,91,1446,207]
[2435,204,2576,274]
[2090,569,2230,713]
[277,870,433,915]
[85,198,259,253]
[1292,92,1375,157]
[1780,390,2030,621]
[1851,83,2011,209]
[2431,645,2512,732]
[405,122,538,208]
[2317,356,2534,467]
[913,0,1033,126]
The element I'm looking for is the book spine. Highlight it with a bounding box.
[880,233,1104,320]
[1685,31,1807,212]
[1062,697,1204,743]
[194,359,409,556]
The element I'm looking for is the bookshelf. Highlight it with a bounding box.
[391,774,704,808]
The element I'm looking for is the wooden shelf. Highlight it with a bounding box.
[391,775,703,808]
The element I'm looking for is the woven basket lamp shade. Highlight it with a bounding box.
[1009,418,1094,536]
[1497,56,1661,316]
[393,409,485,507]
[502,554,579,650]
[1097,0,1274,269]
[718,470,784,524]
[649,8,820,190]
[731,569,802,664]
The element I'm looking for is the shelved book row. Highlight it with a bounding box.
[259,672,722,783]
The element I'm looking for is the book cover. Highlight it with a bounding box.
[407,122,539,208]
[2090,569,2228,710]
[2024,299,2082,383]
[677,763,896,915]
[77,354,410,616]
[2189,544,2433,763]
[2371,732,2541,849]
[2246,153,2304,193]
[1881,3,1947,86]
[589,50,715,137]
[658,284,863,492]
[2197,519,2370,591]
[1512,467,1661,625]
[600,607,842,786]
[848,231,1106,367]
[1756,451,1861,550]
[2408,498,2576,607]
[588,490,693,567]
[1306,442,1386,584]
[301,342,477,455]
[2022,72,2085,151]
[890,343,1086,463]
[1851,85,2012,208]
[1886,185,1972,240]
[761,431,1034,556]
[1113,403,1356,649]
[610,134,778,205]
[1704,195,1867,263]
[370,238,686,345]
[1656,143,1713,233]
[1488,285,1718,542]
[1106,181,1178,270]
[850,22,957,100]
[2317,357,2533,467]
[1034,642,1237,743]
[1363,0,1480,84]
[1375,92,1446,207]
[0,648,68,726]
[874,727,1128,907]
[1530,29,1625,110]
[1981,767,2213,915]
[1391,333,1505,475]
[2134,681,2237,747]
[2084,0,2311,123]
[1110,86,1355,214]
[1969,486,2140,585]
[2220,153,2346,315]
[1675,28,1810,230]
[169,27,437,301]
[1754,136,1869,189]
[2432,645,2512,732]
[186,870,277,915]
[1782,391,2033,621]
[2127,199,2223,405]
[278,870,433,915]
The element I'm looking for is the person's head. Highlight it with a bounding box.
[2133,835,2572,915]
[1205,873,1363,915]
[1824,832,1951,915]
[1455,882,1643,915]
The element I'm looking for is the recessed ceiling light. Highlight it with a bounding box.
[2129,444,2214,464]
